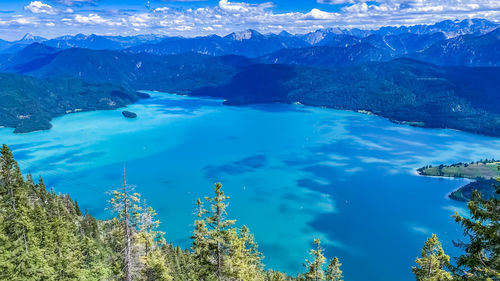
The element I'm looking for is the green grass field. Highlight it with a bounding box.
[418,161,500,179]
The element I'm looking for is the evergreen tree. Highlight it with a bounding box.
[109,169,144,280]
[192,183,266,281]
[0,145,43,281]
[192,183,236,281]
[266,270,288,281]
[226,226,264,280]
[48,195,85,280]
[141,250,172,281]
[452,171,500,281]
[304,239,326,281]
[137,204,163,256]
[325,257,343,281]
[412,234,453,281]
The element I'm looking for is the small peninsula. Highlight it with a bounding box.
[417,160,500,201]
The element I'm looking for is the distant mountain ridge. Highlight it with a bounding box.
[1,45,499,137]
[0,18,497,58]
[0,18,499,135]
[259,28,500,67]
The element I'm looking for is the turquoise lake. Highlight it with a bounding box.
[1,92,499,281]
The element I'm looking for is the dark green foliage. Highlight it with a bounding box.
[452,171,500,280]
[193,59,500,137]
[0,73,145,133]
[3,42,500,136]
[412,234,453,281]
[191,183,265,281]
[325,257,343,281]
[304,239,326,281]
[450,179,499,202]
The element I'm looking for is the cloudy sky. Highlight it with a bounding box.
[0,0,499,40]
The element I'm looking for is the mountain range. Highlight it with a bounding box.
[1,18,498,62]
[0,18,499,136]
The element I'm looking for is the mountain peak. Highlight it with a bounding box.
[226,29,262,41]
[21,33,35,41]
[278,30,293,37]
[19,33,46,43]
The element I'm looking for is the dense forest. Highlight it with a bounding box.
[0,144,498,281]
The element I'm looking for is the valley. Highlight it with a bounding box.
[1,13,499,281]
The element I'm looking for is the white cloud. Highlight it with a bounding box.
[24,1,58,15]
[304,8,339,20]
[74,13,122,26]
[0,15,41,27]
[218,0,273,13]
[3,0,500,39]
[317,0,354,4]
[154,7,170,13]
[342,3,369,13]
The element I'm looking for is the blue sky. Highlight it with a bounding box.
[0,0,499,40]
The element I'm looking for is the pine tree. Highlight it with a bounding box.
[226,225,264,280]
[304,239,326,281]
[192,183,236,281]
[325,257,343,281]
[266,270,287,281]
[206,183,235,281]
[192,197,211,279]
[49,195,85,280]
[137,204,163,256]
[141,250,172,281]
[452,170,500,281]
[109,170,144,281]
[412,234,453,281]
[0,145,37,280]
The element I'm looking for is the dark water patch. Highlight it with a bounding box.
[247,186,274,203]
[204,155,267,180]
[278,203,292,213]
[282,192,301,201]
[297,178,334,193]
[24,148,87,172]
[11,150,34,161]
[8,141,50,151]
[303,165,339,181]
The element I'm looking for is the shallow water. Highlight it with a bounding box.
[2,92,499,281]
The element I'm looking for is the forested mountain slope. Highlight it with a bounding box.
[1,44,499,136]
[192,59,500,137]
[0,73,145,133]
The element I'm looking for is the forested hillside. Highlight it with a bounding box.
[0,73,146,133]
[2,45,500,136]
[192,59,500,137]
[1,144,498,280]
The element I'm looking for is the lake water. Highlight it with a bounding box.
[1,92,499,281]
